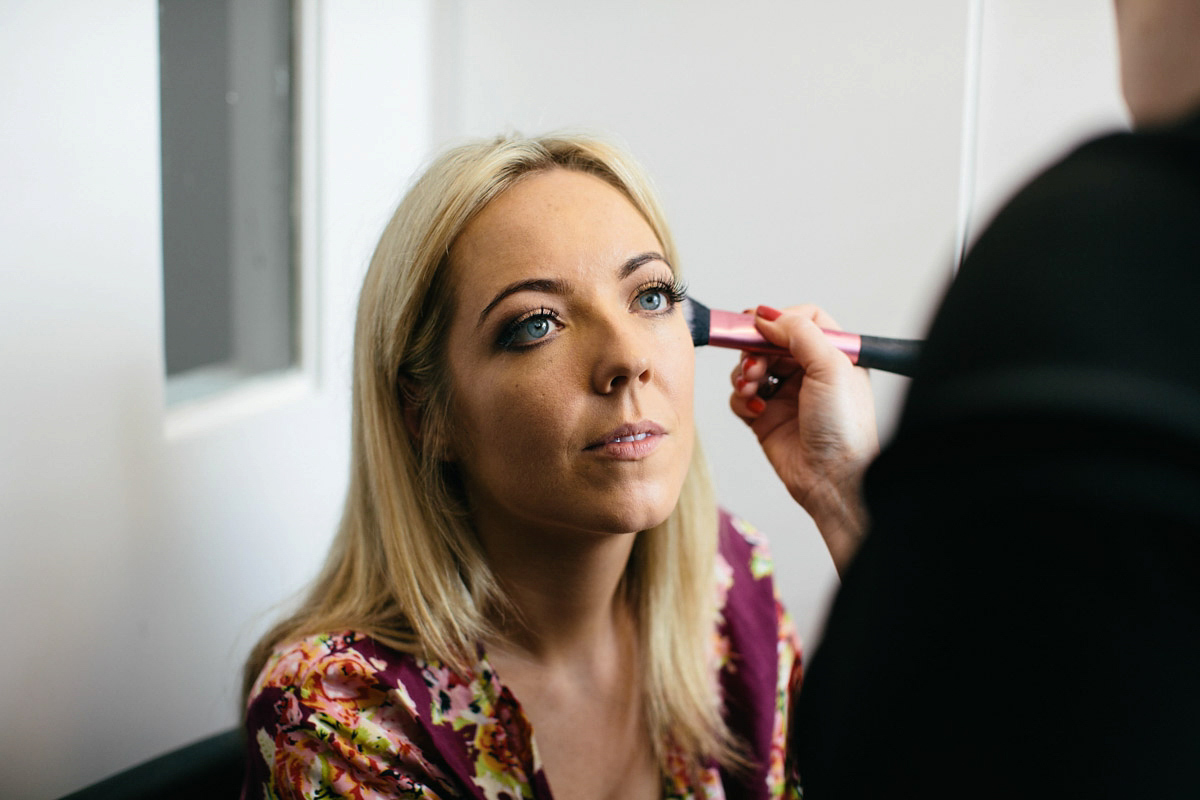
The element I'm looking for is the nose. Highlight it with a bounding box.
[591,313,653,395]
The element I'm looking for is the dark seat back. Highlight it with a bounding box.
[59,728,243,800]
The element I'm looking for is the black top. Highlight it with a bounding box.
[793,110,1200,798]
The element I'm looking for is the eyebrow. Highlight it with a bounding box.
[476,251,671,327]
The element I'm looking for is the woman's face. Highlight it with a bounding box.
[442,168,695,540]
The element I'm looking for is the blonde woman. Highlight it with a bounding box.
[241,134,869,800]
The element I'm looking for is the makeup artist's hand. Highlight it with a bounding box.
[730,304,879,576]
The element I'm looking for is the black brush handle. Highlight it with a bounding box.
[856,335,921,377]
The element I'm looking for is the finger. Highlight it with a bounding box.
[746,374,803,440]
[746,351,802,383]
[730,355,758,398]
[754,305,852,382]
[742,354,770,397]
[740,353,761,379]
[734,353,795,398]
[729,389,767,423]
[730,347,803,419]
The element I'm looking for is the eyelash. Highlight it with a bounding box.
[497,306,562,350]
[633,276,689,309]
[495,275,688,351]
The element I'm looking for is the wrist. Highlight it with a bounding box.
[799,466,869,577]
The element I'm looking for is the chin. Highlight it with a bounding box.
[582,482,683,535]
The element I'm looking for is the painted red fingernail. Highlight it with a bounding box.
[747,396,766,414]
[735,377,746,391]
[742,356,757,370]
[756,305,782,321]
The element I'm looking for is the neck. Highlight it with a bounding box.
[1116,0,1200,128]
[475,516,641,667]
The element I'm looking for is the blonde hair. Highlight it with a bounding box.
[244,133,731,770]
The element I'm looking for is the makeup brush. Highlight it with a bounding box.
[683,298,922,377]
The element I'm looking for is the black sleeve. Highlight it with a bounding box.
[792,120,1200,799]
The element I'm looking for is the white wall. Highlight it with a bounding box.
[0,2,1122,797]
[969,0,1128,243]
[0,2,431,798]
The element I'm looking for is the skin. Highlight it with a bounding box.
[441,167,695,800]
[729,306,878,576]
[1114,0,1200,128]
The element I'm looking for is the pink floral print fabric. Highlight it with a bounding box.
[242,511,803,799]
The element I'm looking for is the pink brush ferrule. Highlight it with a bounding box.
[707,309,863,362]
[820,329,864,364]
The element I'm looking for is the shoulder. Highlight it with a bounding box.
[906,120,1200,437]
[714,510,793,633]
[713,510,800,664]
[972,120,1200,288]
[714,509,782,634]
[717,508,777,583]
[248,631,426,726]
[245,633,549,800]
[713,510,803,796]
[1000,123,1200,247]
[964,122,1200,303]
[252,631,402,691]
[244,631,451,799]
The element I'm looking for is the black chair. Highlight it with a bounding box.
[59,727,244,800]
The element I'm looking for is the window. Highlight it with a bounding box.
[159,0,296,405]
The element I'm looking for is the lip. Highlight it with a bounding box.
[585,420,667,460]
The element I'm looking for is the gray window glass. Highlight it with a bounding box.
[159,0,296,404]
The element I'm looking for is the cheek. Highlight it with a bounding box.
[453,360,578,461]
[673,358,696,460]
[661,325,697,416]
[453,369,586,509]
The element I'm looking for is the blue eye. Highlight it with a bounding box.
[499,309,560,349]
[638,290,666,311]
[632,278,685,314]
[520,316,552,341]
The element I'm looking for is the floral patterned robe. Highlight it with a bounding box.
[242,511,803,799]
